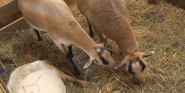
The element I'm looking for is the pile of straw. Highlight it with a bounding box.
[0,0,185,92]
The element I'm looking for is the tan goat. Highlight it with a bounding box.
[76,0,154,84]
[7,60,88,93]
[16,0,116,73]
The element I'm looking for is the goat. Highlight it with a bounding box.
[76,0,154,84]
[7,60,88,93]
[16,0,116,74]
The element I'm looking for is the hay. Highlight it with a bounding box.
[1,0,185,92]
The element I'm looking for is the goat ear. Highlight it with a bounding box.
[94,44,104,53]
[96,48,101,53]
[95,43,104,49]
[142,51,155,57]
[105,48,113,56]
[83,59,93,69]
[105,47,112,51]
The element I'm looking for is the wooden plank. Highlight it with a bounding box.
[0,17,29,41]
[0,12,22,28]
[0,0,22,28]
[64,0,75,6]
[164,0,185,10]
[0,83,6,93]
[148,0,161,5]
[0,0,74,41]
[0,77,10,93]
[0,0,19,19]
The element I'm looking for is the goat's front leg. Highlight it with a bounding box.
[87,19,94,38]
[87,19,107,44]
[94,28,107,45]
[67,46,80,76]
[49,35,68,56]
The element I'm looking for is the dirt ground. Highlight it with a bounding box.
[0,0,185,93]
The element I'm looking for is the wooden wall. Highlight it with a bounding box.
[148,0,185,10]
[148,0,161,5]
[164,0,185,9]
[0,0,75,41]
[0,0,29,41]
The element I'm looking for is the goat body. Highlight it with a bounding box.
[76,0,154,84]
[17,0,115,71]
[7,60,88,93]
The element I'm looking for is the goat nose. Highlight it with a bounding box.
[109,68,116,72]
[134,78,145,85]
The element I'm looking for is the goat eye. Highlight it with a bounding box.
[100,56,108,65]
[106,48,113,56]
[138,60,146,72]
[136,58,146,72]
[128,63,135,74]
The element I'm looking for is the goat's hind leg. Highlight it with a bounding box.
[54,67,88,87]
[43,61,88,87]
[33,28,43,41]
[94,28,107,45]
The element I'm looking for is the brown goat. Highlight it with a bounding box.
[76,0,154,84]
